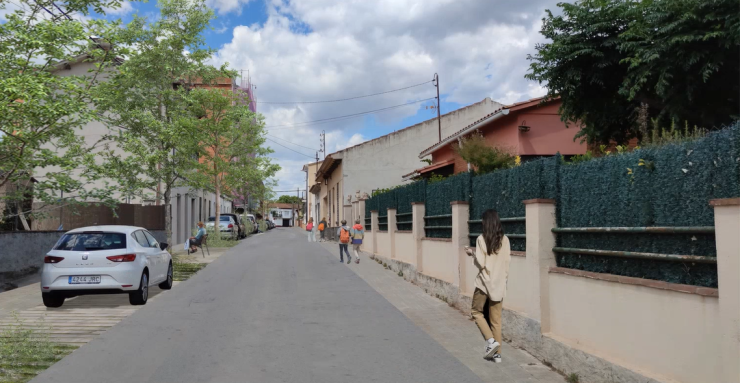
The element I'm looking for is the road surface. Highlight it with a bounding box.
[32,229,483,383]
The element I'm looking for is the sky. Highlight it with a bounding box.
[6,0,562,199]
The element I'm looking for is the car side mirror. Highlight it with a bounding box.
[159,243,168,251]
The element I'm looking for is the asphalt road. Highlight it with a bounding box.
[32,229,483,383]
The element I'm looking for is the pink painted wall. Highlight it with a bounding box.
[429,100,586,175]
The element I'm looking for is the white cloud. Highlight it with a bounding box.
[103,1,134,16]
[207,0,252,15]
[211,0,560,193]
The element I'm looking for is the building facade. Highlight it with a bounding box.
[408,98,587,179]
[310,97,505,226]
[302,161,322,225]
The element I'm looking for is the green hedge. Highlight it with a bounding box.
[396,181,425,230]
[557,124,740,287]
[469,157,559,249]
[425,172,471,238]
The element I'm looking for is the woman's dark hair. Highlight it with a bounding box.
[481,209,503,255]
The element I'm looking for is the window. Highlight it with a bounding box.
[132,231,150,247]
[208,216,231,222]
[54,232,126,251]
[142,231,159,248]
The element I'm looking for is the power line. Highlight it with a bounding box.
[265,137,316,158]
[265,134,320,151]
[255,80,433,104]
[266,97,437,131]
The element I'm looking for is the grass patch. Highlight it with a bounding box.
[191,228,239,248]
[173,262,207,282]
[0,314,77,383]
[566,372,580,383]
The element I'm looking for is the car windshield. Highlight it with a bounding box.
[207,217,231,222]
[53,232,127,251]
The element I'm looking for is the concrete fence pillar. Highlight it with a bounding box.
[451,201,470,293]
[370,210,379,255]
[523,199,557,333]
[412,202,425,273]
[711,198,740,383]
[388,208,397,259]
[358,198,366,226]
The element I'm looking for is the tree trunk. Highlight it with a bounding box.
[214,176,221,239]
[164,182,172,247]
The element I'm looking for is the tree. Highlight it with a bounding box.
[454,135,515,174]
[526,0,739,145]
[0,0,124,223]
[183,85,279,231]
[95,0,214,245]
[276,195,302,205]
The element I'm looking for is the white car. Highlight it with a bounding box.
[40,226,173,308]
[205,216,238,239]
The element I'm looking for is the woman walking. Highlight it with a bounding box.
[318,217,327,242]
[306,217,316,242]
[350,219,364,264]
[465,209,511,363]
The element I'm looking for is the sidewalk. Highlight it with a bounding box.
[319,241,564,383]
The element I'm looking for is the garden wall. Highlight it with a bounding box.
[360,124,740,383]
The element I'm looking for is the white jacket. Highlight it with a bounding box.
[473,235,511,301]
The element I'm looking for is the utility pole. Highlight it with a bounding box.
[433,73,441,142]
[319,131,326,160]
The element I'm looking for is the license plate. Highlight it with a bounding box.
[68,276,101,284]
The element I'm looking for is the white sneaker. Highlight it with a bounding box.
[483,340,500,360]
[491,353,502,363]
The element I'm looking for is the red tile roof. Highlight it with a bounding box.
[418,96,557,158]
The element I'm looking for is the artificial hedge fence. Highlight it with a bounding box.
[469,157,559,249]
[556,124,740,287]
[396,180,425,231]
[425,172,471,238]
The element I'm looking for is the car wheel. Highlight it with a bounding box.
[129,272,148,305]
[42,292,65,308]
[158,262,173,290]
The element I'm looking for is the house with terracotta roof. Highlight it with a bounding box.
[404,97,586,180]
[307,97,505,227]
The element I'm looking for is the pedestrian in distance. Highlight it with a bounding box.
[350,219,364,264]
[188,221,206,254]
[318,217,327,242]
[465,209,511,364]
[306,217,316,242]
[337,220,352,263]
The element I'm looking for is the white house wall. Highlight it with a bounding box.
[341,98,503,198]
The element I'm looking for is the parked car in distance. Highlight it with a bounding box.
[206,216,238,240]
[40,226,172,308]
[267,220,275,230]
[221,213,246,239]
[246,214,258,233]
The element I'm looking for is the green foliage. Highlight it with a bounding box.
[0,313,77,383]
[183,85,278,228]
[454,135,516,174]
[95,0,220,244]
[526,0,740,145]
[557,124,740,287]
[0,0,128,218]
[420,159,432,165]
[566,373,580,383]
[427,173,448,184]
[277,195,302,204]
[641,120,708,148]
[469,157,558,249]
